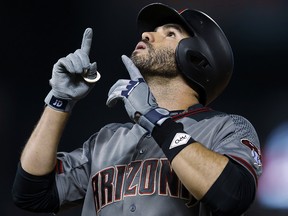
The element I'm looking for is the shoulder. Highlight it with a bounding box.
[182,106,256,130]
[178,107,259,145]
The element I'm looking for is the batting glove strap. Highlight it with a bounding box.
[152,118,196,162]
[144,108,170,125]
[44,91,76,113]
[138,108,170,133]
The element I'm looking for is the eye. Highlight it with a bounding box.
[167,31,176,37]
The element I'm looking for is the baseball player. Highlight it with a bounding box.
[12,3,262,216]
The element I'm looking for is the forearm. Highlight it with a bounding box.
[172,146,256,215]
[171,143,228,200]
[151,118,229,199]
[20,106,69,175]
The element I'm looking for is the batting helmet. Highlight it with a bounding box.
[137,3,234,105]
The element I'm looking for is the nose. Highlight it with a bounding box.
[141,32,155,42]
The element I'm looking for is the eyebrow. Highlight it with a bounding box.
[154,24,184,33]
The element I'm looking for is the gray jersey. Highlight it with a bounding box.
[55,105,262,215]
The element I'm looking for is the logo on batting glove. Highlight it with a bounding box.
[170,133,192,149]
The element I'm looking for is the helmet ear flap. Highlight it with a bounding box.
[175,37,213,105]
[176,34,233,105]
[186,50,210,75]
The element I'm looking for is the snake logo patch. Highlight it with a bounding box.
[241,139,262,167]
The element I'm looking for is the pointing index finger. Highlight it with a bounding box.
[121,55,143,80]
[81,28,93,55]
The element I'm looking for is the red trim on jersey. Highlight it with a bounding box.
[171,107,213,121]
[228,155,258,185]
[56,159,64,174]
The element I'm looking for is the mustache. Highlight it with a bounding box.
[141,39,153,50]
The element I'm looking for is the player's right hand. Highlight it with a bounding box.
[44,28,101,112]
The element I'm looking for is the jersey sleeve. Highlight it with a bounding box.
[213,114,262,183]
[55,133,96,208]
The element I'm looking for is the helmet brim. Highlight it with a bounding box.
[137,3,194,36]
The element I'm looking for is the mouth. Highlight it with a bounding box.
[134,41,147,51]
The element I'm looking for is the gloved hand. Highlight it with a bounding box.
[107,55,196,162]
[45,28,101,112]
[106,55,170,133]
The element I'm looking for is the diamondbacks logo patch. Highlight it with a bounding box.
[241,139,262,167]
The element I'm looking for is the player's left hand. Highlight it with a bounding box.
[106,55,170,133]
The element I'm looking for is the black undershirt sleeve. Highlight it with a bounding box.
[201,158,256,216]
[12,162,60,213]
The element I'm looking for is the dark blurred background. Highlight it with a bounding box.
[1,0,288,215]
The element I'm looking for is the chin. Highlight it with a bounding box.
[131,52,148,63]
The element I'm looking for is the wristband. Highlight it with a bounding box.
[44,91,76,112]
[152,118,196,162]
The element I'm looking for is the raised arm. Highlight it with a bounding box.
[12,28,100,212]
[20,28,100,175]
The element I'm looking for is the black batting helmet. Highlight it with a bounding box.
[137,3,234,105]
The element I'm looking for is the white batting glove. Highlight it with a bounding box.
[106,55,170,133]
[45,28,101,112]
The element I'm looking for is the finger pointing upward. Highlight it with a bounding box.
[81,28,93,55]
[121,55,143,80]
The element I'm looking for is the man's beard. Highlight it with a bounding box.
[130,41,179,79]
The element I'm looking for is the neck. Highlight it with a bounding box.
[145,75,199,111]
